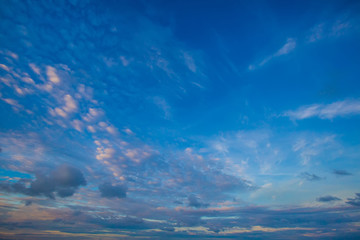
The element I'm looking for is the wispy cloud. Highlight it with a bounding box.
[249,38,296,70]
[307,18,354,43]
[300,172,323,181]
[283,99,360,120]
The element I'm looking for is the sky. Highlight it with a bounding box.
[0,0,360,239]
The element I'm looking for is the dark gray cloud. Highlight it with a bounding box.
[300,172,323,181]
[187,195,209,209]
[99,182,127,198]
[317,195,341,202]
[333,169,352,176]
[0,165,86,199]
[346,193,360,207]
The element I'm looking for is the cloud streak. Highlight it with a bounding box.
[283,99,360,120]
[249,38,296,70]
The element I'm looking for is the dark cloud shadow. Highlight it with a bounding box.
[317,195,341,202]
[300,172,323,181]
[346,193,360,207]
[333,169,352,176]
[99,182,127,198]
[0,164,86,199]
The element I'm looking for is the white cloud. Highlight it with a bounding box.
[63,94,77,113]
[124,148,152,163]
[307,19,352,43]
[72,119,83,132]
[1,98,22,109]
[0,64,10,72]
[29,63,40,75]
[183,52,196,73]
[83,108,103,122]
[123,128,134,135]
[120,56,129,66]
[52,95,77,118]
[153,96,171,119]
[106,126,117,135]
[274,38,296,56]
[21,77,35,85]
[99,122,107,128]
[96,147,115,160]
[87,125,96,133]
[249,38,296,70]
[283,99,360,120]
[55,107,67,118]
[46,66,60,84]
[307,23,325,43]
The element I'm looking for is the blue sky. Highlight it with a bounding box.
[1,0,360,239]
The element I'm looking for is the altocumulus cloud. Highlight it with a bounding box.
[0,165,86,199]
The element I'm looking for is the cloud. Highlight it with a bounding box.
[274,38,296,56]
[99,182,127,199]
[188,195,209,209]
[307,18,353,43]
[249,38,296,70]
[46,66,60,84]
[0,165,86,199]
[300,172,323,181]
[283,99,360,120]
[153,96,171,120]
[96,147,115,160]
[63,94,77,113]
[333,169,352,176]
[346,193,360,207]
[316,195,341,202]
[1,97,23,110]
